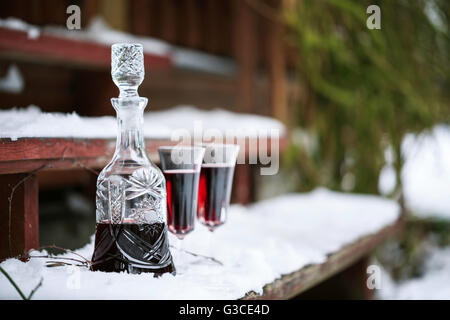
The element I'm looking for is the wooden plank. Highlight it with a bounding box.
[0,60,75,113]
[83,0,100,27]
[0,173,39,260]
[0,157,106,175]
[184,0,202,49]
[0,28,172,70]
[0,138,170,174]
[129,0,151,36]
[242,217,403,299]
[0,136,285,161]
[0,138,116,162]
[266,0,288,123]
[295,256,373,299]
[161,0,177,43]
[205,0,221,54]
[233,0,258,113]
[143,67,238,111]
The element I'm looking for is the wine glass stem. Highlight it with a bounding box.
[207,229,214,257]
[176,236,184,268]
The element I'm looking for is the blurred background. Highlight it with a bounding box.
[0,0,449,299]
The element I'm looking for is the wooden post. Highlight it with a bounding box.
[267,0,288,124]
[161,0,177,43]
[184,0,201,49]
[73,69,116,117]
[129,0,151,36]
[233,164,254,205]
[233,0,258,113]
[0,173,39,260]
[205,0,222,54]
[83,0,99,27]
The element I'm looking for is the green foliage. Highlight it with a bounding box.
[376,216,450,281]
[284,0,450,194]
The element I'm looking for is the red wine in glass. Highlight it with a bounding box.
[91,221,175,275]
[163,168,200,239]
[197,164,235,231]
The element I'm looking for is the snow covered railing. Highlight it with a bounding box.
[0,19,171,70]
[0,17,236,75]
[0,106,285,174]
[0,189,402,300]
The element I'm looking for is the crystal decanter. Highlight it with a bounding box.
[91,43,175,275]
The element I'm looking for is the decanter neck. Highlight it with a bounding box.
[111,97,148,159]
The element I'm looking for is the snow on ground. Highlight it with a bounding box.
[402,126,450,219]
[379,125,450,220]
[378,246,450,300]
[0,188,400,300]
[0,105,285,141]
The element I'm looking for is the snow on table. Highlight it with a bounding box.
[0,189,400,300]
[0,105,285,141]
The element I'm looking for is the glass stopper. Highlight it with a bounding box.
[111,43,144,98]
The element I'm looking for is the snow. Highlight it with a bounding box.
[0,16,235,74]
[0,64,24,94]
[146,106,286,138]
[378,125,450,219]
[0,188,400,300]
[43,17,171,58]
[378,247,450,300]
[172,48,236,75]
[0,105,285,141]
[0,17,40,39]
[0,106,120,141]
[401,126,450,219]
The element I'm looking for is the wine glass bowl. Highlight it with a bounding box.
[197,144,240,232]
[158,146,205,239]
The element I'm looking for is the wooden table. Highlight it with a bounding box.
[0,135,402,299]
[243,218,403,299]
[0,136,283,260]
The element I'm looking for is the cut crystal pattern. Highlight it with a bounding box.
[111,43,144,91]
[95,180,108,221]
[109,177,125,224]
[125,167,164,200]
[130,196,159,224]
[93,42,174,275]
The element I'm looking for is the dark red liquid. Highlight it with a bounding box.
[197,164,235,231]
[164,169,200,238]
[91,223,175,275]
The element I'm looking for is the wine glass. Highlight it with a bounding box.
[197,144,240,232]
[158,145,205,270]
